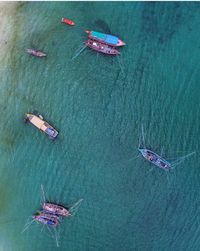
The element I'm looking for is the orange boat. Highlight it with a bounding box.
[61,18,75,26]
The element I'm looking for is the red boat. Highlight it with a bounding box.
[61,18,75,26]
[86,39,120,55]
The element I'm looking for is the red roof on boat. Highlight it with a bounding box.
[61,18,75,26]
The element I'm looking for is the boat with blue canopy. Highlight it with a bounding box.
[86,30,125,47]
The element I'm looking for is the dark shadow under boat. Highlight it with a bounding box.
[139,148,172,171]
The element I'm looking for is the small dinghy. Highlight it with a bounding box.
[139,148,172,171]
[86,39,120,55]
[43,203,71,217]
[25,48,46,57]
[61,18,75,26]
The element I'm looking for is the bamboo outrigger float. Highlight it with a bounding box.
[24,113,58,139]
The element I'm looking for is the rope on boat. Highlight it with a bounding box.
[116,55,125,77]
[46,226,60,247]
[40,184,46,204]
[54,228,60,248]
[127,155,140,162]
[71,45,87,60]
[141,124,145,147]
[21,219,35,233]
[171,151,195,168]
[69,198,84,215]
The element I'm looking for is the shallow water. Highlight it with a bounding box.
[0,2,200,250]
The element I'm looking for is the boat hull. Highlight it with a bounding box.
[86,39,120,55]
[33,212,59,227]
[86,30,125,47]
[25,48,46,57]
[25,113,58,140]
[61,18,75,26]
[43,203,70,217]
[139,148,171,170]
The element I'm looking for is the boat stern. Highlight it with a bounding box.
[45,128,59,139]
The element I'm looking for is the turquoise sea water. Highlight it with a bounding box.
[1,2,200,250]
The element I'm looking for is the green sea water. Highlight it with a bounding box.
[0,2,200,250]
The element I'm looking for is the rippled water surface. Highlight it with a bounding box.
[0,2,200,251]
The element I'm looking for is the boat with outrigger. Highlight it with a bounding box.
[25,48,46,57]
[139,148,172,171]
[138,125,195,171]
[22,185,83,247]
[86,30,125,47]
[43,203,71,217]
[86,39,120,55]
[24,113,58,140]
[33,211,59,227]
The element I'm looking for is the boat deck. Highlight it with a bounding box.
[139,148,171,170]
[25,113,58,139]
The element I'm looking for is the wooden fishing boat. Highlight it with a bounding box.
[86,39,120,55]
[25,48,46,57]
[138,148,172,170]
[43,203,70,217]
[61,17,75,26]
[24,113,58,140]
[86,30,125,47]
[33,211,59,227]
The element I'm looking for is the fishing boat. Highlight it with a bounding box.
[33,211,59,227]
[138,148,172,170]
[61,17,75,26]
[43,203,70,217]
[25,48,46,57]
[24,113,58,140]
[86,39,120,55]
[86,30,125,47]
